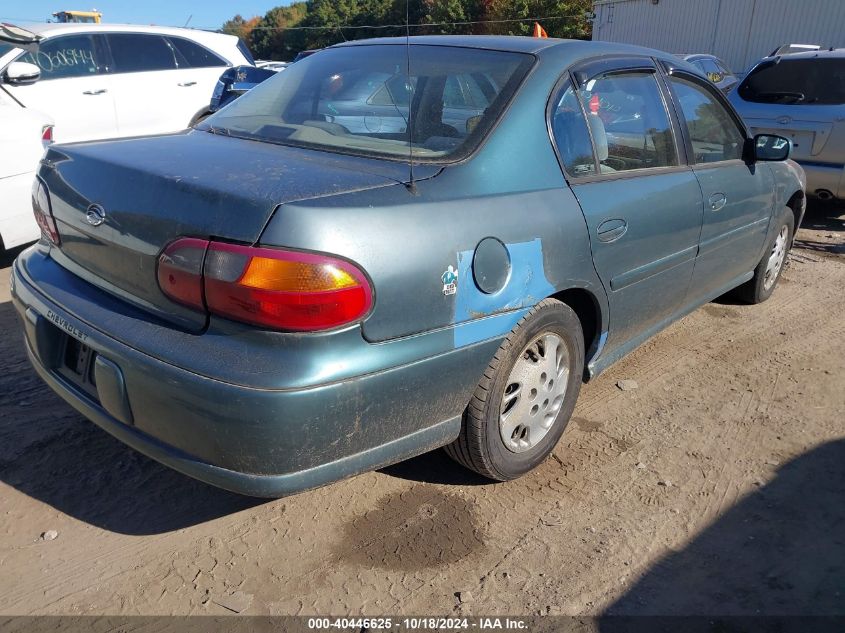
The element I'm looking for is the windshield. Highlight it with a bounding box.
[739,57,845,105]
[199,44,534,162]
[0,43,15,58]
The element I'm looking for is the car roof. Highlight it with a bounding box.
[680,54,720,62]
[761,48,845,61]
[332,35,687,66]
[4,21,235,46]
[333,35,568,54]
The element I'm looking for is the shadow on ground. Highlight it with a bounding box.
[0,243,30,269]
[379,447,492,486]
[0,299,265,536]
[601,438,845,622]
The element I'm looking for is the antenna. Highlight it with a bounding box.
[405,0,417,194]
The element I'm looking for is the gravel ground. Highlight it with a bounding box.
[0,203,842,617]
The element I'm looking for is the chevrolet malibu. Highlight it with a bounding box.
[12,36,805,497]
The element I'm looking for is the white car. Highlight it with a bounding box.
[0,87,52,253]
[0,22,253,143]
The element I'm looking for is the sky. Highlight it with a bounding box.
[0,1,279,31]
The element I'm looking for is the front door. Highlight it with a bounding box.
[6,33,117,143]
[550,60,704,358]
[667,73,775,301]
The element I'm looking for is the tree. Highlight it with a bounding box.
[221,0,592,60]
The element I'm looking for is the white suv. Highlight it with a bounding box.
[0,87,52,253]
[0,22,253,143]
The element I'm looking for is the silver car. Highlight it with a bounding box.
[730,49,845,201]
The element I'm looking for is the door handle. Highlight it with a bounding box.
[596,218,628,243]
[178,81,197,87]
[82,89,107,95]
[709,193,727,211]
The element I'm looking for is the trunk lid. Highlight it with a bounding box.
[40,130,422,331]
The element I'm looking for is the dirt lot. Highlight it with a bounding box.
[0,204,842,617]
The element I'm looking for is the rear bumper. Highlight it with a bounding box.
[11,248,514,497]
[794,160,845,199]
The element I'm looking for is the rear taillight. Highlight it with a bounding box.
[31,178,60,245]
[157,239,373,332]
[41,125,54,143]
[156,237,208,311]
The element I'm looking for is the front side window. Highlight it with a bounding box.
[107,34,176,73]
[580,71,679,172]
[550,83,596,177]
[17,35,101,79]
[738,57,845,105]
[671,76,745,163]
[200,44,533,161]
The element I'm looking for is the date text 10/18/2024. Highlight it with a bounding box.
[307,618,529,630]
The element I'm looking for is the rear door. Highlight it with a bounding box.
[667,71,774,301]
[6,33,117,143]
[551,58,704,356]
[105,33,224,136]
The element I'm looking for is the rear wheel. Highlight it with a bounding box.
[736,208,794,304]
[445,299,584,481]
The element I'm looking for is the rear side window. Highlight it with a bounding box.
[169,37,226,68]
[17,35,101,79]
[580,72,679,172]
[550,83,596,177]
[671,77,745,163]
[739,57,845,105]
[108,34,176,73]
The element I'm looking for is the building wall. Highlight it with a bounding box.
[592,0,845,73]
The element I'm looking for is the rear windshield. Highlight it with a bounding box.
[738,57,845,105]
[198,44,534,162]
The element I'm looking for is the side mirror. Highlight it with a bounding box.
[4,61,41,85]
[753,133,791,161]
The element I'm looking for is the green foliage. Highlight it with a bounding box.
[224,0,593,61]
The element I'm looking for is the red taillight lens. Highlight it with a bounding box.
[156,237,208,310]
[31,178,60,245]
[157,239,373,332]
[42,125,54,143]
[204,242,373,331]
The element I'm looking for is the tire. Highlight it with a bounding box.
[444,298,584,481]
[735,208,794,304]
[190,111,212,126]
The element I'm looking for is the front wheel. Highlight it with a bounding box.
[736,208,794,304]
[444,299,584,481]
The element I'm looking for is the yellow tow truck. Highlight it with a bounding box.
[52,10,102,24]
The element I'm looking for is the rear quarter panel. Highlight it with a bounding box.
[259,44,608,348]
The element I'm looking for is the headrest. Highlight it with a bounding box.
[587,114,609,162]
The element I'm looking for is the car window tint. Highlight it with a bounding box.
[700,59,723,83]
[205,45,533,161]
[739,57,845,105]
[550,83,596,177]
[715,60,733,77]
[671,77,745,163]
[443,75,492,109]
[17,35,100,79]
[108,34,176,73]
[169,37,226,68]
[581,72,678,172]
